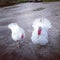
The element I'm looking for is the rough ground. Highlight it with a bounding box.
[0,2,60,60]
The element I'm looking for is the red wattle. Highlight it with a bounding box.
[21,34,24,39]
[38,28,41,36]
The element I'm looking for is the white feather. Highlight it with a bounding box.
[31,18,52,45]
[8,23,25,41]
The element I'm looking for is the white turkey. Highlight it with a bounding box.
[31,18,52,47]
[8,23,25,48]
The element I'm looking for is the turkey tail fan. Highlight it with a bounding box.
[42,18,52,29]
